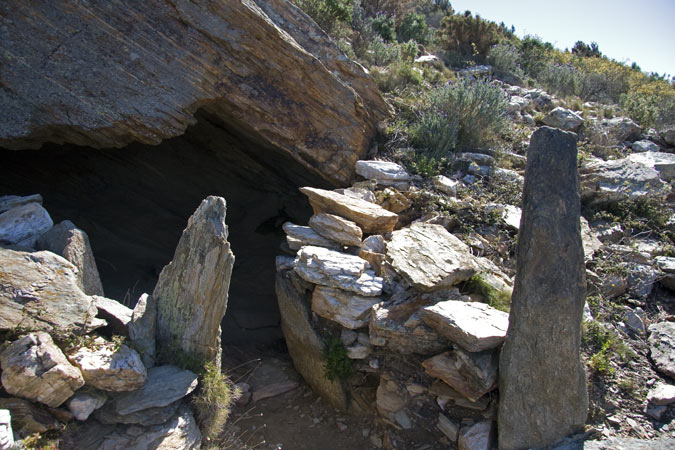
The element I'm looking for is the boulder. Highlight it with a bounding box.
[499,127,588,449]
[67,390,107,421]
[542,107,584,131]
[0,248,104,333]
[113,365,198,415]
[0,398,61,436]
[93,296,133,336]
[420,301,509,352]
[308,213,363,247]
[276,271,349,410]
[355,160,411,186]
[67,338,147,392]
[0,202,53,248]
[300,187,398,234]
[128,293,157,368]
[154,196,234,366]
[386,223,477,292]
[0,332,85,408]
[294,245,383,296]
[458,421,494,450]
[0,0,389,187]
[648,322,675,378]
[627,151,675,182]
[311,286,380,329]
[632,140,659,152]
[422,349,498,402]
[36,220,104,296]
[0,194,43,214]
[283,222,340,250]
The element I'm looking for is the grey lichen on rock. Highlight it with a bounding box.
[153,196,234,367]
[498,127,588,449]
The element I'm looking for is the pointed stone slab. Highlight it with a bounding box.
[300,187,398,234]
[387,223,477,292]
[282,222,340,250]
[421,301,509,352]
[498,127,588,449]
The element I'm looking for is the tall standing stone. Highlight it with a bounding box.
[153,196,234,369]
[498,127,588,449]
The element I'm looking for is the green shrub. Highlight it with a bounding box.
[440,11,502,63]
[582,321,635,377]
[323,337,353,381]
[572,40,602,58]
[518,35,553,79]
[397,12,432,45]
[192,362,240,441]
[364,38,401,67]
[371,13,396,42]
[464,274,512,312]
[372,62,422,92]
[488,43,525,83]
[539,62,581,98]
[294,0,352,36]
[410,111,458,159]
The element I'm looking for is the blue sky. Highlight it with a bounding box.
[449,0,675,77]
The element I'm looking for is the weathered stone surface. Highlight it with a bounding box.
[0,409,14,449]
[433,175,459,196]
[276,271,349,410]
[457,152,496,167]
[421,301,509,352]
[0,0,389,187]
[628,151,675,182]
[624,263,660,299]
[0,398,61,436]
[662,128,675,146]
[387,223,477,292]
[0,332,84,408]
[376,188,412,214]
[0,194,43,214]
[283,222,340,250]
[294,245,383,296]
[154,196,234,366]
[0,248,104,333]
[355,160,411,186]
[580,157,667,206]
[67,390,107,421]
[311,286,380,329]
[647,383,675,406]
[458,421,493,450]
[438,413,459,442]
[93,296,133,336]
[422,349,498,402]
[487,204,522,230]
[604,117,642,142]
[300,187,398,234]
[113,365,198,415]
[309,213,363,247]
[581,217,603,261]
[128,293,157,368]
[499,127,588,449]
[68,338,146,392]
[98,403,201,450]
[648,322,675,378]
[542,107,584,131]
[369,299,450,355]
[95,400,181,426]
[0,203,53,248]
[431,380,491,412]
[36,220,104,296]
[632,140,659,152]
[376,376,408,418]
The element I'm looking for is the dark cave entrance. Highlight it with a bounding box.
[0,111,328,347]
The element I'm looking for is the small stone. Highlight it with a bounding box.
[645,404,667,421]
[0,202,53,248]
[0,332,84,408]
[68,390,107,421]
[632,140,659,152]
[361,235,385,254]
[376,378,408,415]
[355,160,411,186]
[308,213,363,247]
[420,301,509,352]
[422,349,498,402]
[433,175,459,196]
[283,222,341,250]
[394,410,412,429]
[376,188,412,214]
[624,309,646,335]
[406,383,426,396]
[340,329,358,346]
[67,337,147,392]
[647,383,675,406]
[458,421,493,450]
[438,413,459,442]
[346,343,371,359]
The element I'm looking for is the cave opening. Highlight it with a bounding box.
[0,110,330,348]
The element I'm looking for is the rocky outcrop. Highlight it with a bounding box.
[499,127,587,449]
[0,249,104,333]
[154,196,234,366]
[0,332,85,408]
[37,220,104,296]
[0,0,389,186]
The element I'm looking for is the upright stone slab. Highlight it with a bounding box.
[498,127,588,449]
[153,196,234,368]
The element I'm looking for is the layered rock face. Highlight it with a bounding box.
[498,127,588,449]
[0,0,389,186]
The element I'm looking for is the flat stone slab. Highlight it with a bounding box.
[647,383,675,406]
[0,194,43,214]
[283,222,340,250]
[0,202,53,247]
[421,301,509,352]
[311,286,380,329]
[422,349,498,402]
[628,151,675,182]
[300,187,398,234]
[648,322,675,378]
[387,223,478,292]
[308,213,363,247]
[355,160,411,185]
[113,365,198,415]
[294,245,383,296]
